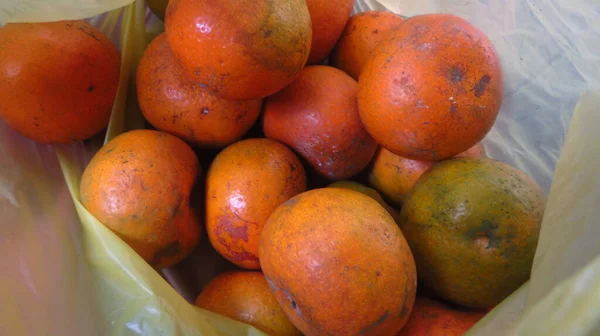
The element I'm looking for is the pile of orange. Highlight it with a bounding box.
[0,1,547,335]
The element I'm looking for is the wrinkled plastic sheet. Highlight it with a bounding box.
[1,0,599,335]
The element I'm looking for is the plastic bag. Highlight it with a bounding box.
[1,0,599,335]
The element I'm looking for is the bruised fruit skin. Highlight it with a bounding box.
[80,130,201,269]
[0,20,120,144]
[165,0,312,100]
[368,142,487,207]
[263,65,377,180]
[305,0,355,65]
[331,10,404,80]
[205,138,306,269]
[137,34,261,148]
[259,188,417,336]
[328,180,400,223]
[397,295,487,336]
[196,271,302,336]
[358,14,503,161]
[399,158,546,308]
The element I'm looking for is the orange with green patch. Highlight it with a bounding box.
[80,130,202,269]
[196,271,302,336]
[397,295,487,335]
[136,33,262,148]
[358,14,503,161]
[205,138,306,269]
[259,188,417,336]
[165,0,312,100]
[399,157,545,308]
[263,65,377,181]
[331,10,404,80]
[368,142,486,207]
[0,20,120,144]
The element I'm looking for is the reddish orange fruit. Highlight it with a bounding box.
[397,296,487,335]
[331,10,404,80]
[136,33,261,148]
[0,20,120,144]
[305,0,355,65]
[80,130,202,269]
[196,271,302,336]
[368,143,487,207]
[399,158,546,308]
[205,138,306,269]
[259,188,417,336]
[358,14,503,161]
[165,0,312,100]
[263,65,377,180]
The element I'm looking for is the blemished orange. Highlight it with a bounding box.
[136,33,261,148]
[397,295,487,336]
[328,180,400,223]
[195,271,302,336]
[305,0,355,65]
[259,188,417,336]
[0,20,120,144]
[399,157,546,308]
[263,65,377,180]
[80,130,202,269]
[368,142,487,207]
[358,14,503,161]
[205,138,306,269]
[331,10,404,80]
[165,0,312,100]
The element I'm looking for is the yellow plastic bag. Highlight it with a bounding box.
[1,0,599,335]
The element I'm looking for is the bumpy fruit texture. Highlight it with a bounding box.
[80,130,202,269]
[399,157,546,308]
[0,20,120,144]
[259,188,417,336]
[358,14,503,161]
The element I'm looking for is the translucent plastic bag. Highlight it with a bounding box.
[1,0,599,335]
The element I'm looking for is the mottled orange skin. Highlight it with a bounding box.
[397,296,487,336]
[259,188,417,336]
[305,0,355,65]
[399,158,546,308]
[369,143,487,207]
[80,130,201,269]
[0,20,120,144]
[195,271,302,336]
[358,14,503,161]
[137,34,261,148]
[165,0,312,100]
[205,138,306,269]
[331,10,404,80]
[263,65,377,180]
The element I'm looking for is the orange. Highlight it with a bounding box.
[165,0,312,100]
[259,188,417,336]
[196,271,302,336]
[358,14,503,161]
[0,20,120,144]
[80,129,201,269]
[399,157,546,308]
[331,10,404,80]
[305,0,355,65]
[368,142,487,207]
[205,138,306,269]
[136,33,261,148]
[263,65,377,180]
